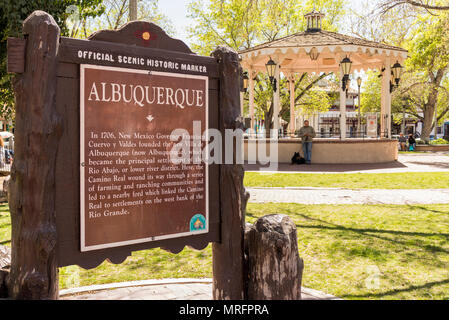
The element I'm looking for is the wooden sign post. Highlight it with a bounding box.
[7,10,247,300]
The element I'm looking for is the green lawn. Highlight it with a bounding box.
[244,172,449,189]
[0,203,10,246]
[247,203,449,300]
[2,202,449,299]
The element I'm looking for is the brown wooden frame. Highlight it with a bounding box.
[8,11,247,300]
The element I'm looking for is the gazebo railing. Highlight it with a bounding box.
[243,112,391,140]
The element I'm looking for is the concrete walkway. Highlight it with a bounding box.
[245,152,449,174]
[247,187,449,205]
[59,278,340,300]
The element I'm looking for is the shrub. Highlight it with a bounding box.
[416,139,426,145]
[430,138,449,145]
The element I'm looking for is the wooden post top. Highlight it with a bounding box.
[88,20,193,54]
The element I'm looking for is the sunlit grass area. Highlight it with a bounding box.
[246,203,449,300]
[244,172,449,189]
[0,203,10,247]
[2,202,449,299]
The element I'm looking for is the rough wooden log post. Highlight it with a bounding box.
[246,214,304,300]
[211,46,249,300]
[8,11,61,299]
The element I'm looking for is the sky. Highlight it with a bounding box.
[158,0,368,46]
[158,0,193,45]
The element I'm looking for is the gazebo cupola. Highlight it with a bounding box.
[304,9,325,32]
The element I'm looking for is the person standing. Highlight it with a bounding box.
[298,120,316,164]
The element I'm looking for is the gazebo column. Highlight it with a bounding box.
[272,60,280,138]
[289,74,296,135]
[381,57,391,138]
[240,91,244,119]
[248,70,255,134]
[340,69,347,140]
[386,61,392,138]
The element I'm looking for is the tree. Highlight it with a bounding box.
[89,0,174,35]
[0,0,105,122]
[399,12,449,141]
[379,0,449,14]
[350,1,449,141]
[0,0,175,122]
[188,0,346,130]
[188,0,346,56]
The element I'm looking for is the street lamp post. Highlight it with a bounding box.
[266,57,279,138]
[340,56,352,91]
[242,71,249,92]
[340,56,352,139]
[265,57,277,92]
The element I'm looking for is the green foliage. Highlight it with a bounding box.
[360,70,381,113]
[430,138,449,145]
[65,0,106,38]
[0,0,106,122]
[187,0,346,56]
[355,7,449,139]
[244,171,449,189]
[400,11,449,139]
[187,0,345,129]
[0,0,174,123]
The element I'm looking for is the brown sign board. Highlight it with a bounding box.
[52,22,220,268]
[80,65,209,251]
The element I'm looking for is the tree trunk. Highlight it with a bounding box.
[211,46,249,300]
[245,214,304,300]
[8,11,61,300]
[129,0,138,21]
[420,105,436,142]
[421,71,444,142]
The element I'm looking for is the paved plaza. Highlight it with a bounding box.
[247,187,449,205]
[60,279,340,300]
[244,152,449,174]
[245,153,449,205]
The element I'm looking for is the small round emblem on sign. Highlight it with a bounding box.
[142,32,150,40]
[190,214,206,232]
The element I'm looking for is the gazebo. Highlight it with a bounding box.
[239,10,408,142]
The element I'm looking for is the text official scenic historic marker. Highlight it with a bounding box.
[80,65,209,251]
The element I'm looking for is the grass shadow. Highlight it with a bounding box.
[341,278,449,299]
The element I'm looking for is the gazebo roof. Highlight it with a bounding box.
[239,29,408,75]
[240,30,407,54]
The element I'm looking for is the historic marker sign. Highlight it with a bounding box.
[35,20,221,268]
[7,11,248,300]
[80,65,209,251]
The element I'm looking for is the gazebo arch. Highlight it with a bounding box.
[239,10,408,140]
